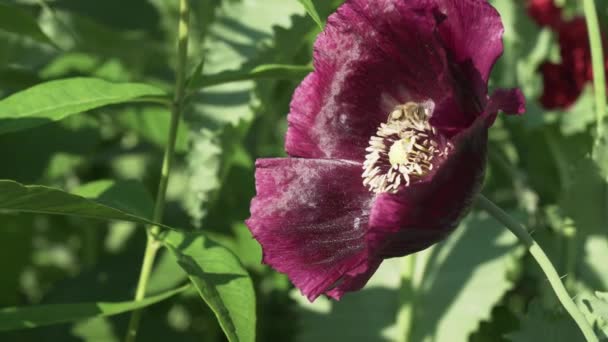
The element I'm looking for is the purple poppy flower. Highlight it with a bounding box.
[246,0,525,301]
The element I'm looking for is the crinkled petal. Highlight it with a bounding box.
[286,0,452,161]
[367,117,487,258]
[435,0,506,84]
[487,88,526,116]
[286,0,508,159]
[484,88,526,125]
[246,158,378,301]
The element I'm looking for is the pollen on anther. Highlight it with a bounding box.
[361,101,453,194]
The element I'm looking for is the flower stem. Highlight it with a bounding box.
[476,195,598,342]
[124,0,190,341]
[583,0,607,142]
[396,254,417,342]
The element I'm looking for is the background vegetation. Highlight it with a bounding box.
[0,0,606,341]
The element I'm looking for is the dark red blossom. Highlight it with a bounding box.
[527,0,608,109]
[539,17,604,109]
[246,0,525,301]
[526,0,563,29]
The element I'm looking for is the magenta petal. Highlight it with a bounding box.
[488,88,526,115]
[436,0,505,83]
[484,88,526,125]
[367,118,487,258]
[246,158,378,301]
[286,0,452,161]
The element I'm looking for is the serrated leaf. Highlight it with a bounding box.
[293,212,519,342]
[297,0,324,29]
[506,301,583,342]
[0,3,55,46]
[184,0,305,224]
[189,63,312,90]
[0,179,166,228]
[0,77,166,135]
[164,230,256,342]
[409,211,520,342]
[0,285,188,331]
[293,259,402,342]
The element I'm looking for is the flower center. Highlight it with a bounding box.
[362,101,453,194]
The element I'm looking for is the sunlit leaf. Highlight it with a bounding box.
[409,211,521,342]
[164,230,256,342]
[0,77,167,135]
[0,285,188,331]
[294,212,520,342]
[293,259,402,342]
[0,3,55,46]
[72,179,155,219]
[0,179,165,227]
[296,0,324,29]
[506,301,583,342]
[188,64,312,90]
[183,0,305,225]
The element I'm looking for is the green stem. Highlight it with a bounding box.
[583,0,607,143]
[396,254,417,342]
[562,221,577,291]
[476,195,598,342]
[124,1,190,341]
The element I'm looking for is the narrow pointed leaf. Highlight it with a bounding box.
[0,285,189,331]
[297,0,324,29]
[188,64,312,90]
[0,77,167,135]
[0,3,55,46]
[0,180,167,228]
[164,231,256,342]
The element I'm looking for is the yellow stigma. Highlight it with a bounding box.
[388,137,415,166]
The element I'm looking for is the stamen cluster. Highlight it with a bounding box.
[362,102,453,193]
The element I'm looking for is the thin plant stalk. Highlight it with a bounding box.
[124,0,190,341]
[477,195,598,342]
[396,254,417,342]
[583,0,607,143]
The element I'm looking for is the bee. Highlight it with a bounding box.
[388,102,426,123]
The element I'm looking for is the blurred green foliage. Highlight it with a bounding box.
[0,0,606,341]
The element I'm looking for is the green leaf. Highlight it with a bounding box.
[0,179,165,227]
[293,258,402,342]
[294,212,520,342]
[0,3,55,46]
[559,86,596,135]
[164,230,256,342]
[581,235,608,291]
[188,64,312,90]
[183,0,306,225]
[0,285,188,331]
[72,179,155,220]
[297,0,324,30]
[410,211,521,342]
[0,77,166,135]
[580,291,608,339]
[507,301,583,342]
[561,158,607,235]
[115,106,190,154]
